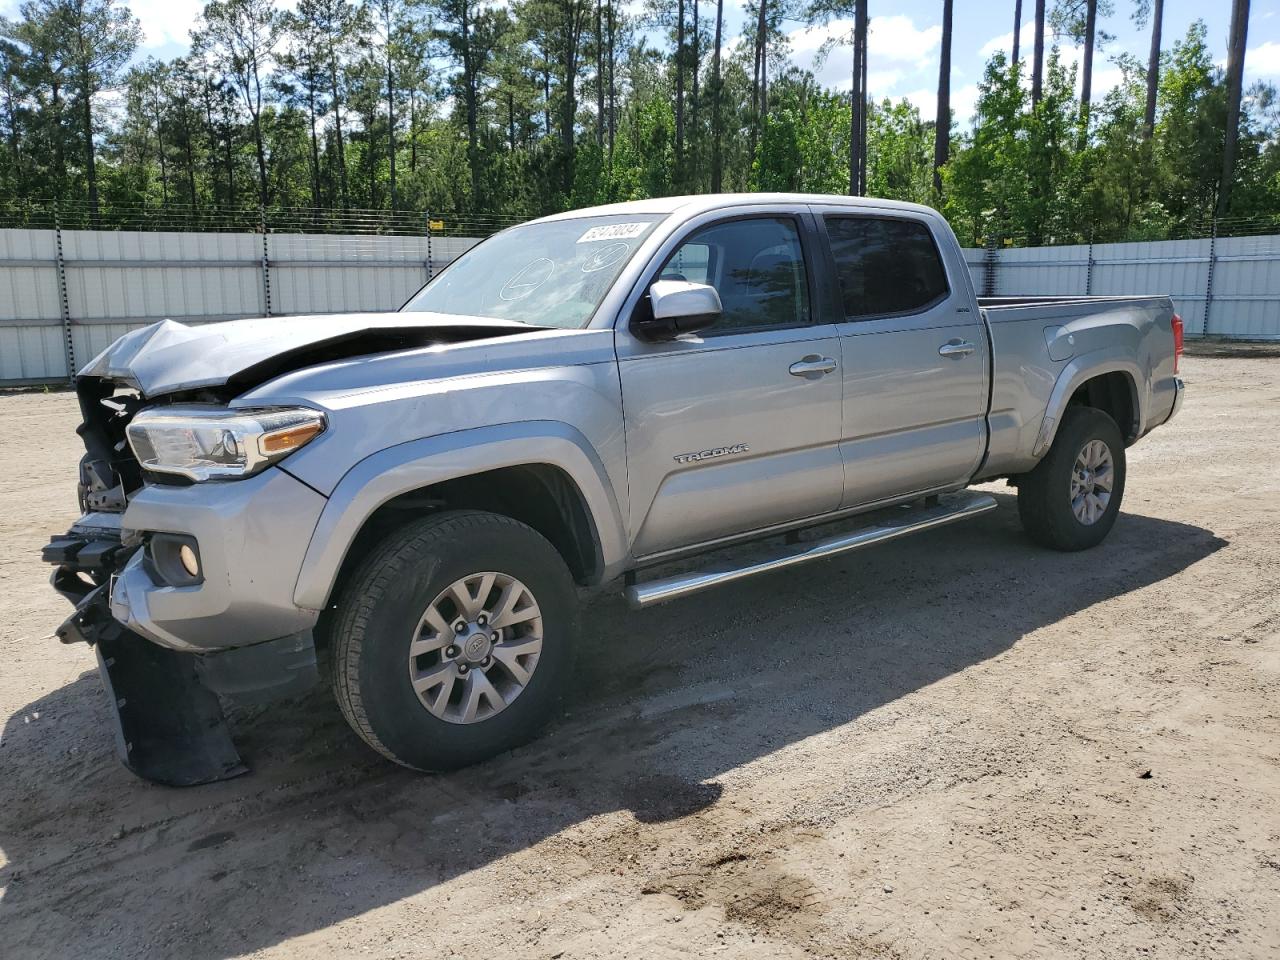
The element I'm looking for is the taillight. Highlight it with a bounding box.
[1171,313,1184,374]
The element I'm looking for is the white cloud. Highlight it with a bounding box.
[786,14,940,94]
[899,83,977,125]
[791,14,940,64]
[901,87,935,120]
[131,0,204,49]
[980,19,1034,61]
[951,82,980,125]
[870,14,941,65]
[1245,41,1280,78]
[130,0,299,51]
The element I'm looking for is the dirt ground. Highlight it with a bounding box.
[1,354,1277,960]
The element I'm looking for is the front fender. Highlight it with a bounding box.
[290,421,628,609]
[1033,349,1144,457]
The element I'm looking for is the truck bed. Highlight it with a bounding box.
[978,294,1170,313]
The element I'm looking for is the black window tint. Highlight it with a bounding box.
[663,218,809,330]
[825,216,949,318]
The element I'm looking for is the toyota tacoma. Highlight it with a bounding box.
[42,194,1186,784]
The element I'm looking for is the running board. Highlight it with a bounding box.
[625,493,998,609]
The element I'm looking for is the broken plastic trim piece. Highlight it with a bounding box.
[96,628,247,786]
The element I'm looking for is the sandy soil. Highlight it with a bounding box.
[1,355,1277,960]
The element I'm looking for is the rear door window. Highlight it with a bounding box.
[824,216,949,319]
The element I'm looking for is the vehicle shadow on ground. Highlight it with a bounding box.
[0,494,1226,959]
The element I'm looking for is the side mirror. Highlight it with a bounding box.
[634,280,722,341]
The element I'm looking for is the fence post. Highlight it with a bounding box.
[260,205,272,318]
[983,233,998,297]
[1203,218,1218,337]
[53,202,75,381]
[425,210,434,281]
[1085,231,1095,296]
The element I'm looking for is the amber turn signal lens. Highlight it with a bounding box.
[260,421,324,454]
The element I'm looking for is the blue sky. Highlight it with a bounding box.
[4,0,1278,127]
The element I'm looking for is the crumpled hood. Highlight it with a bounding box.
[78,312,539,396]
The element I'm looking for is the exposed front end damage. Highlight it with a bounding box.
[40,314,582,785]
[43,374,323,786]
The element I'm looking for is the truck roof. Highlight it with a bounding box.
[532,193,939,223]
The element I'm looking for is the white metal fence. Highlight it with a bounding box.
[964,234,1280,340]
[0,228,479,384]
[2,228,1277,385]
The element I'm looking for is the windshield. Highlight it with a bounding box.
[401,214,665,328]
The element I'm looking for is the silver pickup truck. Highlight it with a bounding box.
[43,194,1185,784]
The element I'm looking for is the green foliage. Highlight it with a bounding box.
[0,1,1275,246]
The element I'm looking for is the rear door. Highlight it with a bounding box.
[812,208,988,507]
[616,210,845,558]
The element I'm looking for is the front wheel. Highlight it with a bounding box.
[331,510,579,770]
[1017,406,1127,551]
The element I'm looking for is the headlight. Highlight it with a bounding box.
[126,406,326,481]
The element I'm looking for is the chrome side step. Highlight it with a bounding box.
[624,492,998,610]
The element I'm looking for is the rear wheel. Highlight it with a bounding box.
[1017,406,1126,551]
[331,510,579,770]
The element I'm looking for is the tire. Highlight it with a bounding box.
[1017,406,1127,551]
[331,510,579,771]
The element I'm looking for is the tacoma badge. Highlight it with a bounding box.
[673,443,750,464]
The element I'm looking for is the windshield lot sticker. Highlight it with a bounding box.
[581,242,630,273]
[500,258,555,301]
[577,222,649,243]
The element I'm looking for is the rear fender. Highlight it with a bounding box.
[1033,350,1144,457]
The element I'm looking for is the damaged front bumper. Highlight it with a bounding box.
[44,469,329,786]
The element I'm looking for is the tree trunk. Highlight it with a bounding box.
[156,111,169,205]
[52,80,66,195]
[409,87,418,171]
[387,49,397,210]
[1031,0,1045,106]
[748,0,768,179]
[1012,0,1022,67]
[202,86,219,204]
[461,6,481,207]
[308,86,322,208]
[543,67,551,138]
[933,0,952,196]
[675,0,685,183]
[1217,0,1250,218]
[3,81,21,180]
[1079,0,1097,130]
[607,0,616,170]
[692,0,699,184]
[1142,0,1163,139]
[81,77,99,222]
[328,47,349,209]
[174,89,195,208]
[849,0,867,195]
[184,132,197,207]
[710,0,723,191]
[595,0,604,149]
[756,0,768,115]
[508,91,516,151]
[559,6,581,166]
[859,11,867,193]
[224,122,234,206]
[251,115,268,208]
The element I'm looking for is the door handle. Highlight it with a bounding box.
[938,340,976,358]
[789,355,838,378]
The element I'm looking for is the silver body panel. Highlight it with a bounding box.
[71,194,1181,652]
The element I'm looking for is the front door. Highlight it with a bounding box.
[616,213,845,558]
[811,208,989,507]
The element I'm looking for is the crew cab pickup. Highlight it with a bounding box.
[43,194,1186,784]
